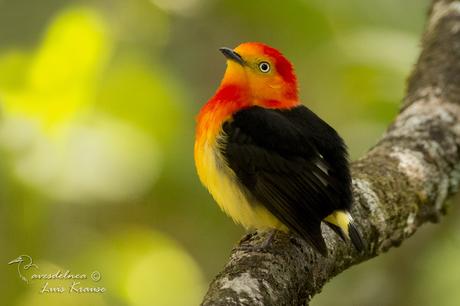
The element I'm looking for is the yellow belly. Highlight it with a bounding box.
[195,140,284,231]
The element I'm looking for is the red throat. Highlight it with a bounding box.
[197,84,250,134]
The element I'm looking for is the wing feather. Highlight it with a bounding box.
[220,105,351,254]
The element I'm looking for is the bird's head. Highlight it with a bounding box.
[8,256,24,265]
[218,42,298,108]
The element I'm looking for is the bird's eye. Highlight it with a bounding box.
[258,62,271,73]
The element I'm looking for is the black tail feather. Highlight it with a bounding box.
[297,224,328,257]
[297,221,364,256]
[348,222,365,252]
[325,221,346,242]
[311,233,328,257]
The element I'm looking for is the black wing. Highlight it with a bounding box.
[220,105,351,255]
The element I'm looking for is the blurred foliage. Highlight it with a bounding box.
[1,0,459,306]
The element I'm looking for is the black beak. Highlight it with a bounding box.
[219,47,245,65]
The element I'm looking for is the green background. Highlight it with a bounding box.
[1,0,459,305]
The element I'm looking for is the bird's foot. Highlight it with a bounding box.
[236,229,277,253]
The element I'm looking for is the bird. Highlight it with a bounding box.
[8,255,39,283]
[194,42,364,256]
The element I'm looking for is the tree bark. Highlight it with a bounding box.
[201,1,460,305]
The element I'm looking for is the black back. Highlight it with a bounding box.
[219,105,351,255]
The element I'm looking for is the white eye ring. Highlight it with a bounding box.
[258,61,270,73]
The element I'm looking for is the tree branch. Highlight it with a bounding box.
[201,1,460,305]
